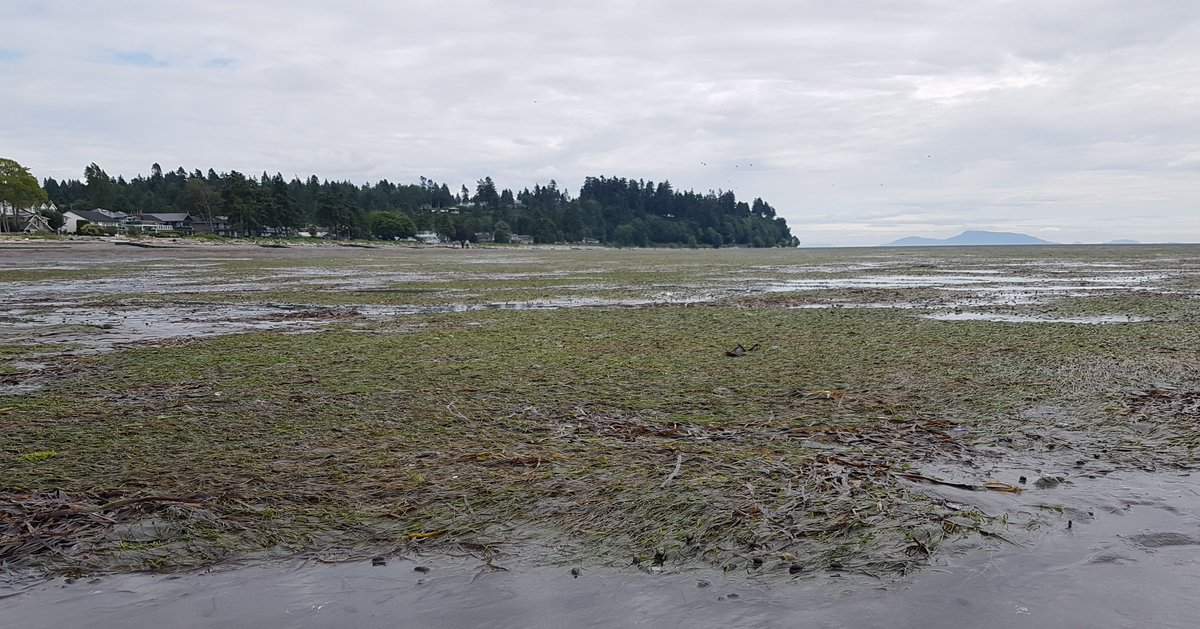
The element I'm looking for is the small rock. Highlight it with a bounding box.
[570,567,581,578]
[414,566,431,573]
[788,563,804,575]
[371,556,387,567]
[697,579,711,588]
[1035,476,1064,489]
[1018,476,1027,484]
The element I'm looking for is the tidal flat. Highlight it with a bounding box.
[2,239,1199,626]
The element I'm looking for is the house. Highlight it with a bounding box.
[510,234,535,245]
[189,215,234,236]
[61,209,130,234]
[1,202,54,233]
[131,214,166,233]
[415,231,443,244]
[473,232,494,243]
[257,226,300,238]
[138,213,191,233]
[0,202,53,233]
[21,212,52,233]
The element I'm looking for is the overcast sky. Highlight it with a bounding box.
[3,1,1198,245]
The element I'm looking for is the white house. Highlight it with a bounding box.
[61,209,130,234]
[415,231,443,244]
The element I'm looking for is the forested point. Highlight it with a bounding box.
[41,163,798,247]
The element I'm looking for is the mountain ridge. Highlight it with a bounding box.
[884,230,1055,247]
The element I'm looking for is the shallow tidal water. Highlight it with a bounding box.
[4,470,1198,629]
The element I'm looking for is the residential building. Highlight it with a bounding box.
[61,209,130,234]
[189,215,234,236]
[1,202,54,233]
[138,213,191,233]
[415,231,443,244]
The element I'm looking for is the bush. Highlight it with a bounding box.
[78,224,116,236]
[368,211,417,240]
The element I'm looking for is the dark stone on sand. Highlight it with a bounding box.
[1129,532,1200,548]
[1035,476,1064,489]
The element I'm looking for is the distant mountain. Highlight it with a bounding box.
[1107,239,1140,244]
[884,230,1055,247]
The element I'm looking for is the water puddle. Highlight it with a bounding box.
[762,273,1166,293]
[3,470,1196,628]
[0,305,339,349]
[924,313,1149,324]
[0,304,349,393]
[353,296,680,317]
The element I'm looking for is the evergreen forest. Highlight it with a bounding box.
[42,163,797,247]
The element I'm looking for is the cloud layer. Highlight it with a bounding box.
[3,1,1198,244]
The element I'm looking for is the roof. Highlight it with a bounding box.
[65,209,123,223]
[142,213,190,223]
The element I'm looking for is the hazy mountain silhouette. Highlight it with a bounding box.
[884,230,1055,247]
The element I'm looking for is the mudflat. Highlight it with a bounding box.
[2,239,1199,625]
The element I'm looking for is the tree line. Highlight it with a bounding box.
[39,163,798,247]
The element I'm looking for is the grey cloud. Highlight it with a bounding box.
[2,1,1198,244]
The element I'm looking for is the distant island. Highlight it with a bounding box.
[884,230,1055,247]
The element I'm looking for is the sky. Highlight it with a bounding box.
[3,1,1199,246]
